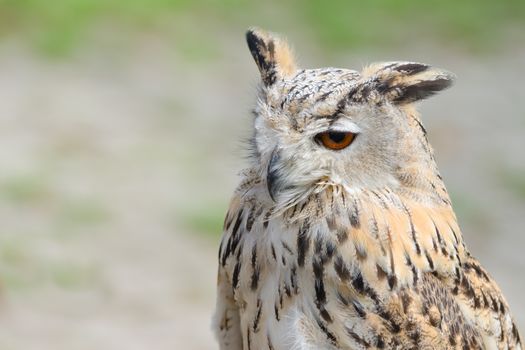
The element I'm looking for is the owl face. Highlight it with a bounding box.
[246,29,454,209]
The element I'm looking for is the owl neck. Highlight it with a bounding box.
[233,167,465,290]
[395,108,452,207]
[275,183,466,290]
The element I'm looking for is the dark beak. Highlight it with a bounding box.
[267,148,281,202]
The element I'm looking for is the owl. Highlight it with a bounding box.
[213,28,522,350]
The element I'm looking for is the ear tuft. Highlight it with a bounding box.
[246,28,297,86]
[391,76,454,103]
[365,62,455,104]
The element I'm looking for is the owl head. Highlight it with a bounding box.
[246,28,455,210]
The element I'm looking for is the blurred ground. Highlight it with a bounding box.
[0,2,524,349]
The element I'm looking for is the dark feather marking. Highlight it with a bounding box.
[250,245,260,291]
[297,200,309,216]
[251,244,257,267]
[464,261,490,281]
[376,264,388,280]
[449,224,460,245]
[246,207,256,232]
[263,209,272,229]
[481,291,490,309]
[282,241,293,254]
[334,255,350,281]
[432,238,439,252]
[414,116,428,139]
[218,240,224,260]
[325,240,336,260]
[224,211,232,230]
[370,190,389,209]
[221,209,244,266]
[449,333,457,346]
[246,30,277,86]
[247,326,253,350]
[289,203,298,219]
[337,292,349,306]
[377,307,401,333]
[346,328,370,347]
[349,198,361,228]
[271,243,277,261]
[336,227,348,243]
[461,276,475,300]
[404,206,422,255]
[352,300,366,318]
[326,96,348,120]
[313,257,332,322]
[412,264,419,285]
[425,250,435,270]
[297,223,310,267]
[290,264,298,294]
[401,293,412,314]
[221,240,231,267]
[253,298,262,332]
[408,327,421,344]
[352,272,365,294]
[250,266,260,291]
[386,226,397,285]
[376,335,385,349]
[232,260,241,290]
[267,335,275,350]
[452,267,461,295]
[388,274,398,290]
[392,62,430,75]
[284,283,291,298]
[474,294,481,309]
[512,323,521,344]
[441,247,449,257]
[314,234,323,254]
[346,86,358,102]
[315,91,333,103]
[499,299,506,314]
[316,317,338,345]
[392,78,453,104]
[236,245,243,260]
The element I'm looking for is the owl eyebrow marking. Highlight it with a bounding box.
[311,97,349,125]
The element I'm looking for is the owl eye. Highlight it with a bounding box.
[315,131,356,150]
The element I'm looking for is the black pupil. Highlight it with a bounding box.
[328,132,347,143]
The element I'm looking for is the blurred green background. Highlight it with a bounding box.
[0,1,524,348]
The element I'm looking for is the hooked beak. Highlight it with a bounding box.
[266,148,281,202]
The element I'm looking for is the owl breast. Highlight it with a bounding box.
[222,207,341,350]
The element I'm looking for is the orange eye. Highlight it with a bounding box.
[315,131,356,150]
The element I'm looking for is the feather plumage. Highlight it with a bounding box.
[213,29,522,350]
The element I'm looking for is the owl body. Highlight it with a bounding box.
[213,29,522,350]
